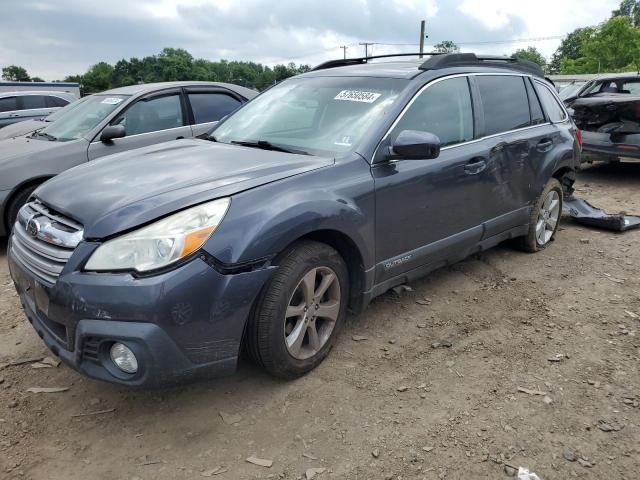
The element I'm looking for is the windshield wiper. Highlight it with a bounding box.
[33,131,57,141]
[230,139,309,155]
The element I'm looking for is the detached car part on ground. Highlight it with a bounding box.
[565,72,640,163]
[8,53,581,387]
[0,81,257,237]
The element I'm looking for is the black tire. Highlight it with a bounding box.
[6,185,38,233]
[517,178,563,253]
[246,241,349,379]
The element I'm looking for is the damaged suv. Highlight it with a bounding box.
[566,72,640,162]
[8,53,580,386]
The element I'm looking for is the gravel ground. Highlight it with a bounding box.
[1,161,639,480]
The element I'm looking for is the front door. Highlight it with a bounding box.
[372,75,489,283]
[87,91,192,160]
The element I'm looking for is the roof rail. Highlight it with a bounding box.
[419,53,544,77]
[311,52,444,71]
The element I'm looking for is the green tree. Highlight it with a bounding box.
[30,76,45,83]
[562,16,640,73]
[2,65,31,81]
[433,40,460,53]
[512,47,546,67]
[612,0,640,26]
[548,27,596,73]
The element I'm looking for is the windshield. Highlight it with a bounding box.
[212,77,406,156]
[558,82,585,100]
[38,94,129,141]
[45,96,88,122]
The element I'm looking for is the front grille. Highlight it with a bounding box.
[10,200,83,284]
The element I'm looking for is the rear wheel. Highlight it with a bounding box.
[246,241,349,379]
[517,178,563,252]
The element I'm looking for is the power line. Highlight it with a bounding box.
[373,35,565,48]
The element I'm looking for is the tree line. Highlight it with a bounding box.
[3,0,640,91]
[2,48,311,94]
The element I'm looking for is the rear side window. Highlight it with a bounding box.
[188,93,241,124]
[477,76,531,135]
[525,79,545,125]
[46,96,70,108]
[20,95,48,110]
[0,96,17,112]
[536,83,567,122]
[390,76,473,147]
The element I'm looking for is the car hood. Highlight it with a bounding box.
[0,120,47,140]
[35,139,334,239]
[0,134,71,165]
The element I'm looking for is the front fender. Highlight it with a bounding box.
[204,159,375,270]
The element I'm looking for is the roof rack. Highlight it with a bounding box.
[419,53,544,77]
[311,52,545,77]
[311,52,443,71]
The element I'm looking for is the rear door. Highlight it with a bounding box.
[18,95,53,121]
[87,89,192,160]
[185,89,244,138]
[470,74,550,237]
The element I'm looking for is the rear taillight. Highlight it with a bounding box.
[575,128,583,147]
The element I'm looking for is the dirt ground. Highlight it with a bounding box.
[1,161,639,480]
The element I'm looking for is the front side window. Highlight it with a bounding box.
[389,76,473,147]
[477,76,531,135]
[0,96,17,112]
[213,76,406,157]
[38,94,129,141]
[536,82,567,123]
[189,93,241,124]
[115,94,184,136]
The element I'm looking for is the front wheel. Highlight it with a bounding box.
[246,241,349,379]
[517,178,563,252]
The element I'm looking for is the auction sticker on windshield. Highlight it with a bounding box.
[334,90,382,103]
[101,97,123,105]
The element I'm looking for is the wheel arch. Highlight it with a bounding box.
[3,175,52,231]
[276,229,367,314]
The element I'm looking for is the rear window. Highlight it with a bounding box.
[536,82,567,122]
[477,76,531,135]
[0,96,17,112]
[188,93,241,124]
[46,96,70,108]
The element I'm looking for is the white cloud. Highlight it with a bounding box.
[0,0,624,80]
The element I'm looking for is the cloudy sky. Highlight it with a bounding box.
[1,0,621,81]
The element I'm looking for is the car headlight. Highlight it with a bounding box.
[84,198,230,272]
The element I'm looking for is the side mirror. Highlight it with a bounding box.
[390,130,441,160]
[100,125,126,143]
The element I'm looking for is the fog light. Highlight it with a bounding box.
[110,343,138,374]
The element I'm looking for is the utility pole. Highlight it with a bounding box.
[340,45,348,59]
[419,20,426,58]
[359,42,374,58]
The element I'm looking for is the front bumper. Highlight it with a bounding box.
[8,240,274,387]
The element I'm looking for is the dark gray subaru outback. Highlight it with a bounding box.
[8,53,581,386]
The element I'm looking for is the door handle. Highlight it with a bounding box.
[463,157,487,175]
[176,136,184,140]
[536,138,553,152]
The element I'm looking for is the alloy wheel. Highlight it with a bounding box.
[284,266,341,360]
[535,190,561,246]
